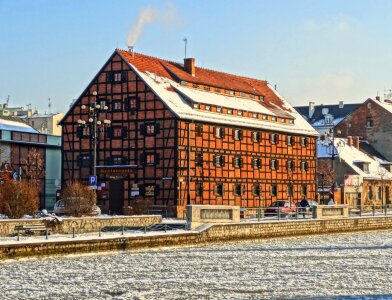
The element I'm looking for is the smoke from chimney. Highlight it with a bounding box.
[127,3,180,48]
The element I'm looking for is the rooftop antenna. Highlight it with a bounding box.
[6,95,10,106]
[183,37,188,58]
[27,103,31,110]
[48,97,52,114]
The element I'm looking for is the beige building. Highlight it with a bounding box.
[22,113,64,136]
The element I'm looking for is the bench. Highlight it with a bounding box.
[15,224,50,236]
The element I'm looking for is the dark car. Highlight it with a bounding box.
[265,200,297,216]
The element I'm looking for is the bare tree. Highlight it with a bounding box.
[0,180,39,218]
[60,182,96,217]
[21,148,45,187]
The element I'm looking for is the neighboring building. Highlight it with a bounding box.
[318,136,392,207]
[22,113,64,135]
[0,116,61,209]
[295,101,360,134]
[0,103,38,117]
[335,97,392,161]
[60,49,319,217]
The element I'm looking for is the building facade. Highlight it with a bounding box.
[335,97,392,161]
[22,113,64,135]
[0,116,61,209]
[61,49,318,217]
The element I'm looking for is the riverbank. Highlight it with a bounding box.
[1,216,392,260]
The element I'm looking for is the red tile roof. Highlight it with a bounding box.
[117,49,292,116]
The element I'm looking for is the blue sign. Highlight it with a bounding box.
[12,172,18,180]
[89,175,97,186]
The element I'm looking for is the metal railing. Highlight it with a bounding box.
[348,204,392,217]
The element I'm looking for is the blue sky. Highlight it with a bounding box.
[1,0,392,113]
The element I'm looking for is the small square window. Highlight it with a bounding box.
[270,159,279,170]
[146,124,155,135]
[238,110,243,116]
[206,105,211,111]
[240,92,245,97]
[215,183,224,196]
[301,161,309,171]
[287,184,293,196]
[270,133,278,144]
[196,182,203,196]
[253,158,261,169]
[252,184,261,196]
[196,153,203,167]
[216,127,224,139]
[146,154,155,164]
[301,185,308,196]
[253,131,260,142]
[112,101,122,111]
[259,96,265,101]
[272,116,277,122]
[193,103,199,109]
[114,72,122,82]
[215,155,224,167]
[229,90,234,95]
[233,156,243,168]
[271,184,278,197]
[216,88,221,93]
[127,96,139,111]
[195,124,203,136]
[228,109,233,115]
[252,113,258,118]
[217,106,222,113]
[287,136,294,146]
[234,183,242,196]
[281,118,285,123]
[234,129,242,140]
[262,114,267,120]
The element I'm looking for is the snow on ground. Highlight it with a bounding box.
[1,231,392,299]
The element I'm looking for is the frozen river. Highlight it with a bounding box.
[1,231,392,299]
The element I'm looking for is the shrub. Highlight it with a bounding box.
[130,197,152,215]
[0,180,39,219]
[61,182,96,217]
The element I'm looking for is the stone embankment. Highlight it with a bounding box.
[1,216,392,260]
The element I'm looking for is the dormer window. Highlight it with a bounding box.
[355,162,370,173]
[325,115,333,124]
[381,163,392,172]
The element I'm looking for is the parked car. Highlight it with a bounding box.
[53,198,101,216]
[265,200,297,216]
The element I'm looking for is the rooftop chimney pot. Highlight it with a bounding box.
[353,136,360,149]
[184,58,195,77]
[347,136,353,147]
[339,101,344,108]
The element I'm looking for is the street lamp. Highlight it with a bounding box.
[320,124,342,202]
[77,91,111,178]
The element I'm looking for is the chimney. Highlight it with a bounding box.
[128,46,134,58]
[309,101,315,119]
[347,136,353,147]
[184,58,195,76]
[376,96,381,101]
[353,136,360,149]
[339,101,344,108]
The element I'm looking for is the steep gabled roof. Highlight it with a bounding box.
[295,103,361,127]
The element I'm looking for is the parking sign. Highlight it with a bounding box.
[89,175,97,187]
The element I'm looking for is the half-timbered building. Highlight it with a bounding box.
[60,49,319,217]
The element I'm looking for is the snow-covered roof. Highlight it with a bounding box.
[318,137,392,180]
[131,67,318,136]
[0,118,38,134]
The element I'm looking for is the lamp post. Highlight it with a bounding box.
[77,91,111,180]
[321,125,341,203]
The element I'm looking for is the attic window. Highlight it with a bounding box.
[217,106,222,113]
[281,118,285,123]
[366,117,373,128]
[289,119,294,124]
[262,114,267,120]
[325,115,333,124]
[259,96,264,101]
[206,105,211,111]
[356,162,370,173]
[252,113,258,118]
[229,90,234,95]
[228,109,233,115]
[193,103,199,109]
[250,95,255,99]
[180,81,187,86]
[204,86,210,91]
[216,88,221,93]
[240,92,245,97]
[272,116,277,122]
[238,110,243,116]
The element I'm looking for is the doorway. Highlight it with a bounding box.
[109,179,124,214]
